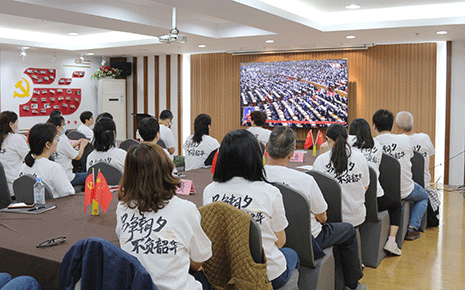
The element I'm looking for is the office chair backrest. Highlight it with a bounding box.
[13,174,54,205]
[80,143,93,170]
[272,182,315,268]
[379,153,401,202]
[67,130,87,140]
[364,167,379,222]
[87,162,123,186]
[411,151,425,188]
[156,139,166,149]
[0,161,12,209]
[119,139,140,152]
[306,170,342,223]
[249,218,264,264]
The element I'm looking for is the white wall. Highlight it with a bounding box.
[0,48,100,130]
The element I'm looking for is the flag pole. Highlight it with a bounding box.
[91,168,99,216]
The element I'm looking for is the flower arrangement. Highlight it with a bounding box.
[91,66,122,80]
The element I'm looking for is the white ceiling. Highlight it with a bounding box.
[0,0,464,57]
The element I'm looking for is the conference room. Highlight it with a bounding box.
[1,1,465,289]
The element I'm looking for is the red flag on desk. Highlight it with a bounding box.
[316,130,325,145]
[211,150,219,174]
[95,171,113,212]
[304,129,314,149]
[84,173,95,213]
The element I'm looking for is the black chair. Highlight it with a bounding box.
[411,151,427,231]
[249,218,264,264]
[13,175,54,205]
[87,162,123,186]
[67,130,87,140]
[306,170,342,223]
[119,138,140,151]
[272,182,335,290]
[0,161,12,209]
[156,139,167,149]
[80,143,94,171]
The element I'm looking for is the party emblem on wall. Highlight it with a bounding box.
[13,78,30,98]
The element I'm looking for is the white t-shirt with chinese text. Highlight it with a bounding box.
[313,150,369,227]
[116,196,212,290]
[265,165,327,237]
[77,124,94,139]
[0,133,29,195]
[375,133,414,199]
[203,177,288,280]
[408,133,435,188]
[160,124,176,151]
[183,135,220,171]
[86,147,127,172]
[18,158,75,198]
[247,127,272,145]
[348,135,384,198]
[54,134,79,181]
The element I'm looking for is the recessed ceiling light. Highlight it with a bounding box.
[346,35,356,39]
[68,32,79,36]
[345,4,361,9]
[437,31,448,35]
[265,40,274,43]
[198,44,206,48]
[86,53,95,56]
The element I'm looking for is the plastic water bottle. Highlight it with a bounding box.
[33,178,46,206]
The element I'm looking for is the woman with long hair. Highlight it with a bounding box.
[18,123,74,198]
[86,118,126,172]
[116,143,211,290]
[313,123,370,227]
[203,129,299,289]
[183,114,220,171]
[349,118,402,255]
[0,111,29,195]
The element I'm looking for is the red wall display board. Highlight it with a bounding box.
[24,68,56,84]
[20,88,81,117]
[58,78,72,85]
[72,71,85,78]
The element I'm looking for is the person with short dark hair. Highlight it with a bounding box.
[50,109,62,118]
[18,123,74,198]
[86,118,126,172]
[266,126,366,290]
[0,111,29,195]
[247,110,271,145]
[95,112,113,123]
[373,109,429,240]
[349,118,402,256]
[77,111,94,139]
[183,114,220,171]
[116,143,212,290]
[159,109,176,155]
[47,116,89,186]
[203,129,300,289]
[138,117,173,162]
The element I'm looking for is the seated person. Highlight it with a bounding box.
[313,123,369,227]
[349,118,402,256]
[77,111,94,139]
[0,273,41,290]
[116,143,212,290]
[159,109,176,155]
[86,118,126,173]
[95,112,113,123]
[183,114,220,171]
[265,126,365,290]
[0,111,29,195]
[247,110,271,145]
[203,129,299,289]
[47,116,89,186]
[18,123,75,198]
[50,109,62,118]
[373,109,429,240]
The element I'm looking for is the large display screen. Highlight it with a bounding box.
[240,59,348,128]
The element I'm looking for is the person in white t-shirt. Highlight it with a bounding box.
[183,114,220,171]
[313,123,370,228]
[18,123,75,199]
[77,111,94,139]
[373,109,428,241]
[47,116,90,186]
[247,110,271,146]
[265,126,365,290]
[116,143,212,290]
[159,110,176,155]
[86,118,127,172]
[349,118,402,256]
[203,129,299,289]
[0,111,29,195]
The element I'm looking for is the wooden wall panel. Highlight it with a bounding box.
[190,43,437,154]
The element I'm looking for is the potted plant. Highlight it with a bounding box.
[91,66,122,80]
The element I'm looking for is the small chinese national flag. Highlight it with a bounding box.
[84,173,95,213]
[95,171,113,212]
[316,130,325,145]
[211,150,219,174]
[304,129,314,150]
